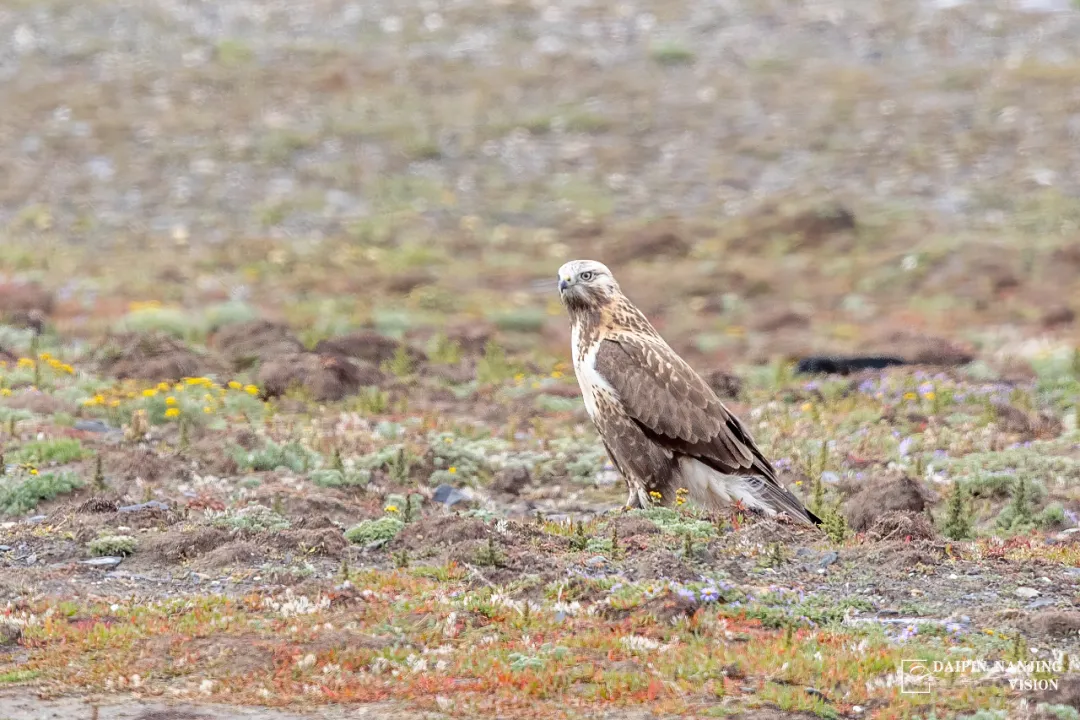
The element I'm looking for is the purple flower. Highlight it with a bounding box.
[898,437,913,457]
[700,587,720,603]
[896,624,919,643]
[676,587,697,603]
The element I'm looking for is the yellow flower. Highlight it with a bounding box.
[157,382,170,391]
[203,406,213,414]
[142,388,157,397]
[109,400,120,408]
[903,392,917,401]
[203,393,214,402]
[514,373,525,382]
[184,377,202,385]
[385,505,399,514]
[924,391,936,401]
[60,364,74,374]
[228,381,242,390]
[448,466,457,474]
[17,358,34,368]
[551,370,563,379]
[800,402,812,412]
[166,396,177,406]
[165,407,180,418]
[38,352,51,361]
[244,385,259,396]
[649,491,663,500]
[29,468,38,475]
[0,388,10,397]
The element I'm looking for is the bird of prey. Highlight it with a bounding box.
[557,259,822,526]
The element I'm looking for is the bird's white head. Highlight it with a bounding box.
[557,259,620,311]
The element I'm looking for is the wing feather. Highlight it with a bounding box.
[593,335,774,480]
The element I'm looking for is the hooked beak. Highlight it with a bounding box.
[559,278,570,292]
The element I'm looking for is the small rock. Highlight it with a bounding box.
[80,557,122,568]
[24,554,36,565]
[432,484,469,507]
[25,515,46,524]
[490,467,530,496]
[0,545,11,552]
[1028,598,1057,610]
[74,419,115,433]
[0,622,22,646]
[818,551,839,568]
[1015,587,1041,599]
[118,501,170,513]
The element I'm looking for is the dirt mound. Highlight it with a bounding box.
[106,448,184,484]
[88,332,228,383]
[865,511,938,542]
[490,467,531,496]
[209,320,304,370]
[704,369,742,400]
[314,331,427,366]
[1024,611,1080,638]
[993,402,1064,441]
[604,218,691,265]
[729,201,856,252]
[139,527,230,564]
[196,541,265,569]
[0,281,54,318]
[600,586,699,624]
[268,528,347,556]
[876,331,975,367]
[256,352,382,402]
[395,515,492,553]
[845,476,930,533]
[2,389,77,415]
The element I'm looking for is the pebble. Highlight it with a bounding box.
[432,484,469,507]
[74,419,116,433]
[80,557,122,568]
[1014,587,1040,599]
[118,501,170,513]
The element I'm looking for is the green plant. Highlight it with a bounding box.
[942,479,973,540]
[233,440,319,473]
[345,517,405,545]
[12,438,87,465]
[87,534,136,557]
[0,470,82,516]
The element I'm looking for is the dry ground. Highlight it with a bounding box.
[3,0,1080,719]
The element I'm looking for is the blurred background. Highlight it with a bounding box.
[2,0,1080,371]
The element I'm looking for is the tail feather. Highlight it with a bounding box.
[678,456,822,527]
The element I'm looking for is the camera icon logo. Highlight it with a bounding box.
[899,659,932,694]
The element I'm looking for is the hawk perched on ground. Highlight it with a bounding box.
[557,259,822,526]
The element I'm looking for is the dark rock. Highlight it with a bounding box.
[432,484,469,507]
[491,467,530,496]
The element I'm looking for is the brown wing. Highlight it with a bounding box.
[593,335,776,481]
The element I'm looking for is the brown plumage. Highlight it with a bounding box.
[557,259,822,526]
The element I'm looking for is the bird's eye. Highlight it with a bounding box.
[579,271,594,281]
